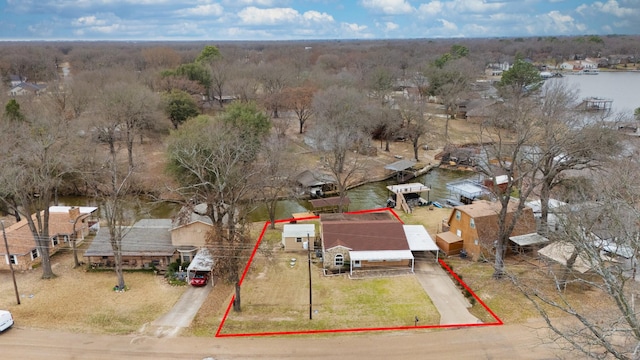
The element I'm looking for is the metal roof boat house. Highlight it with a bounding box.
[386,183,431,213]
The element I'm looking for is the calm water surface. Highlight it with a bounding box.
[548,71,640,115]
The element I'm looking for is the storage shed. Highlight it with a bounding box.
[282,223,315,251]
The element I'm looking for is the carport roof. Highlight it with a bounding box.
[187,248,214,272]
[403,225,439,251]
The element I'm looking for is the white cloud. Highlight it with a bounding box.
[342,22,368,33]
[72,15,108,26]
[595,0,638,17]
[576,0,639,17]
[438,19,458,31]
[385,22,399,31]
[174,3,224,17]
[448,0,505,13]
[222,0,278,6]
[418,1,443,17]
[237,7,299,25]
[302,11,335,24]
[360,0,414,15]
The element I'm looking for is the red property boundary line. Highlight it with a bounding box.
[215,207,503,337]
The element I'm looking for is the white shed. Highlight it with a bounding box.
[282,224,316,251]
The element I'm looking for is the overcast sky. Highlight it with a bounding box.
[1,0,638,41]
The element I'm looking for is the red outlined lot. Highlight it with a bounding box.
[215,208,503,337]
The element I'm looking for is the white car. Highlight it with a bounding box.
[0,310,14,332]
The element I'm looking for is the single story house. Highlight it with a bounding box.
[84,219,176,269]
[320,212,414,275]
[282,223,316,251]
[1,206,97,271]
[435,200,537,261]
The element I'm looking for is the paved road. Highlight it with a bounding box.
[0,321,566,359]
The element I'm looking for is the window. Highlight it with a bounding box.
[353,260,361,268]
[52,236,59,247]
[31,249,39,260]
[5,255,17,265]
[470,218,475,228]
[334,254,344,267]
[455,210,461,221]
[182,254,191,263]
[296,237,302,243]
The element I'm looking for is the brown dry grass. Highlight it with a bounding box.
[0,245,185,335]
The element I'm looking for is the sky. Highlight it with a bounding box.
[0,0,639,41]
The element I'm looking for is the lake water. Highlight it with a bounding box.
[547,71,640,115]
[247,167,474,221]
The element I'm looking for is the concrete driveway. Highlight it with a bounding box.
[414,257,480,325]
[139,284,213,338]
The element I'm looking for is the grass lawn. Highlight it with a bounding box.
[0,247,185,335]
[219,251,439,335]
[211,221,439,335]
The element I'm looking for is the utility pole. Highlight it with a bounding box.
[2,221,20,305]
[308,233,312,320]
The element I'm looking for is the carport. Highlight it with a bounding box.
[403,225,439,261]
[187,248,214,287]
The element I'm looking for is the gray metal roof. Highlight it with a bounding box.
[384,159,416,172]
[84,219,174,257]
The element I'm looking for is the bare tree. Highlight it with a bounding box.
[257,62,290,118]
[531,81,621,234]
[260,133,300,229]
[513,153,640,360]
[282,85,316,134]
[99,81,160,171]
[0,101,72,279]
[478,96,541,278]
[396,98,431,161]
[309,86,368,211]
[167,104,270,310]
[208,59,230,109]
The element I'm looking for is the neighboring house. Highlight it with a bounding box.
[1,206,98,271]
[435,200,537,261]
[8,82,46,96]
[320,212,415,275]
[84,219,176,269]
[456,99,498,120]
[295,169,336,197]
[170,203,214,263]
[525,199,568,232]
[8,74,26,87]
[281,223,316,251]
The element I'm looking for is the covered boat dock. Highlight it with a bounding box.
[386,183,430,213]
[384,159,417,182]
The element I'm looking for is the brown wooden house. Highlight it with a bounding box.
[435,200,536,261]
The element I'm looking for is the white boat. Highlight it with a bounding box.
[582,68,599,75]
